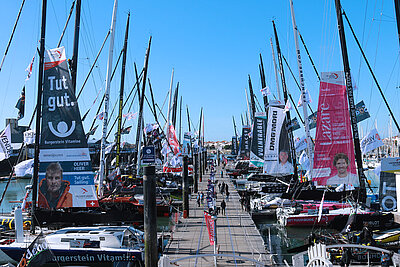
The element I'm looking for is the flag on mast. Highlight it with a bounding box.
[15,86,25,120]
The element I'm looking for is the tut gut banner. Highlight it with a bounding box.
[204,211,215,245]
[312,71,357,187]
[263,106,293,175]
[38,47,98,209]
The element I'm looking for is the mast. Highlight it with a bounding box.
[259,54,269,112]
[395,0,400,46]
[172,82,179,128]
[270,37,281,101]
[335,0,366,201]
[116,13,130,168]
[289,0,313,175]
[232,116,238,138]
[134,37,152,176]
[244,88,251,124]
[186,105,191,132]
[70,0,81,94]
[167,70,174,138]
[248,75,256,121]
[98,0,117,198]
[273,20,298,179]
[179,96,182,143]
[31,0,47,233]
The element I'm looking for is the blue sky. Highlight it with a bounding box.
[0,0,399,142]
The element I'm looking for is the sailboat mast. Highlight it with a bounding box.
[134,37,152,176]
[232,116,238,138]
[244,88,251,124]
[248,75,256,121]
[335,0,366,201]
[273,20,298,179]
[116,13,130,168]
[70,0,81,94]
[259,54,269,111]
[179,96,182,143]
[167,69,174,139]
[270,38,281,101]
[395,0,400,46]
[31,0,47,233]
[98,0,118,198]
[186,105,191,132]
[289,0,313,175]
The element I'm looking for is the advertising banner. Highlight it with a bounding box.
[263,106,293,175]
[312,71,357,187]
[38,47,98,209]
[231,136,238,155]
[204,212,215,245]
[182,132,191,156]
[239,126,251,159]
[250,112,267,167]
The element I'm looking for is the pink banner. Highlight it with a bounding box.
[204,212,215,245]
[312,72,358,187]
[168,124,180,155]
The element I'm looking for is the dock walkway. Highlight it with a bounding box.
[164,165,270,266]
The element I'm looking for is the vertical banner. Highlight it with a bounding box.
[263,106,293,175]
[38,47,98,209]
[312,71,358,186]
[250,112,267,167]
[378,158,400,211]
[231,136,238,155]
[182,132,191,156]
[239,126,251,159]
[204,211,215,245]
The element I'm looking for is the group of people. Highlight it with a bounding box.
[218,181,230,200]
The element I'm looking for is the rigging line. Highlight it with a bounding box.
[0,0,26,72]
[253,94,263,112]
[158,87,170,121]
[87,64,143,136]
[367,0,384,130]
[77,30,111,100]
[343,10,400,133]
[107,83,157,140]
[282,54,314,115]
[83,47,123,125]
[57,0,76,47]
[355,0,369,112]
[372,51,400,122]
[297,30,320,81]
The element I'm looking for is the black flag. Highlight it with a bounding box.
[17,232,53,267]
[15,86,25,120]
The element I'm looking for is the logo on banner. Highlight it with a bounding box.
[48,121,76,138]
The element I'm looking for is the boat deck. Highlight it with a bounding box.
[164,165,271,266]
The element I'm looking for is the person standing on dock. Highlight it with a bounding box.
[221,199,226,215]
[197,193,201,207]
